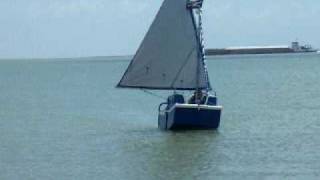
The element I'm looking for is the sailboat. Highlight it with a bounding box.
[117,0,222,130]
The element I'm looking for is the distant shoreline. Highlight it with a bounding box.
[205,42,318,56]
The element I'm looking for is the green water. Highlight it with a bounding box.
[1,54,320,179]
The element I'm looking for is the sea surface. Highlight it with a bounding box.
[1,54,320,180]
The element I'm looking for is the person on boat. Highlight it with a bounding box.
[188,90,207,104]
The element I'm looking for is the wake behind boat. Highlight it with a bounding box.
[117,0,222,130]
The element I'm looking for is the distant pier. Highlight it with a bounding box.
[205,42,317,56]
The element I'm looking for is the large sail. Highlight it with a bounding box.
[117,0,210,90]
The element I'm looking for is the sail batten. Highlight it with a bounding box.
[117,0,209,90]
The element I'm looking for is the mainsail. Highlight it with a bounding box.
[117,0,211,90]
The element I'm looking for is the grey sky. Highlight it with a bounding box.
[0,0,319,58]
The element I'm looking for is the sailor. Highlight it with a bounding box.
[188,90,206,104]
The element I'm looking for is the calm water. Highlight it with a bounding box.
[1,54,320,180]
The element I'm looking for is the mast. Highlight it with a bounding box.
[199,6,212,92]
[188,0,211,92]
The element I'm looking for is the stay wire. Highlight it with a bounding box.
[141,89,167,101]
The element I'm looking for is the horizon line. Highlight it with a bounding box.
[0,54,134,61]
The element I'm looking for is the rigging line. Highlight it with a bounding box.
[141,89,167,101]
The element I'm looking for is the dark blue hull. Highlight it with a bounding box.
[158,104,222,130]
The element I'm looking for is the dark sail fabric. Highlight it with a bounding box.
[117,0,209,90]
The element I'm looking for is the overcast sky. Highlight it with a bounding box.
[0,0,319,58]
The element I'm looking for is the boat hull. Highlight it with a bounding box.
[158,104,222,130]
